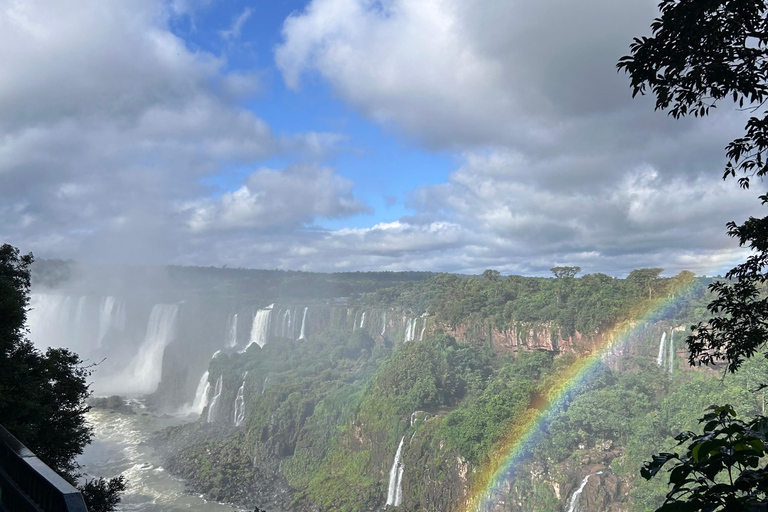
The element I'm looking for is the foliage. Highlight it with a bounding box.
[619,1,768,509]
[641,405,768,512]
[0,243,124,511]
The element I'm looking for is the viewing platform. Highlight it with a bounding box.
[0,425,88,512]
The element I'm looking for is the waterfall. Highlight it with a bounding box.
[299,307,308,340]
[281,309,292,338]
[668,330,674,375]
[188,371,210,414]
[107,304,179,395]
[207,375,224,423]
[404,318,418,342]
[656,332,666,366]
[262,375,269,394]
[386,436,405,507]
[98,296,116,347]
[245,306,273,350]
[233,376,247,427]
[28,293,95,352]
[381,311,387,336]
[360,311,366,329]
[419,319,426,341]
[565,471,602,512]
[226,314,238,348]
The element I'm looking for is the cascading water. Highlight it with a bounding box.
[207,375,224,423]
[226,314,238,348]
[386,436,405,507]
[281,309,292,338]
[103,304,179,395]
[233,374,247,427]
[360,311,366,329]
[186,371,210,415]
[381,311,386,336]
[98,296,116,347]
[656,332,666,367]
[565,471,602,512]
[245,306,273,350]
[419,319,426,341]
[299,307,308,340]
[262,375,269,394]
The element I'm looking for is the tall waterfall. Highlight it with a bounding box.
[386,436,406,507]
[419,319,426,341]
[668,330,674,375]
[186,371,210,414]
[656,332,666,366]
[299,307,308,340]
[28,293,125,353]
[207,375,224,423]
[233,375,247,427]
[226,314,238,348]
[381,311,386,336]
[246,306,273,350]
[404,319,417,342]
[103,304,178,395]
[98,296,116,347]
[566,471,602,512]
[360,311,366,329]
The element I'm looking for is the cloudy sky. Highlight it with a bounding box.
[0,0,760,276]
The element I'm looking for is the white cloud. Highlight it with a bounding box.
[220,7,253,41]
[184,164,370,231]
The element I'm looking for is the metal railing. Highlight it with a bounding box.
[0,425,88,512]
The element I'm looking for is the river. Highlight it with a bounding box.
[78,400,246,512]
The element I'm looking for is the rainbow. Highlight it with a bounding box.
[463,276,701,512]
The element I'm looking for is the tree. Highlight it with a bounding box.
[0,244,124,510]
[627,268,664,299]
[482,269,501,282]
[550,266,581,280]
[619,1,768,509]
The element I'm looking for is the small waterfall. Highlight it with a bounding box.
[565,471,602,512]
[404,318,418,342]
[111,304,179,395]
[386,436,405,507]
[656,332,666,366]
[233,375,247,427]
[299,307,308,340]
[381,311,387,336]
[281,309,292,338]
[668,330,674,375]
[419,319,426,341]
[188,371,210,414]
[245,306,273,350]
[226,314,238,348]
[207,375,224,423]
[360,311,366,329]
[262,375,269,394]
[98,296,116,347]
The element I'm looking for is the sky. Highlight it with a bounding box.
[0,0,762,276]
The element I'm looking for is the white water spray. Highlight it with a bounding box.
[360,311,366,329]
[226,314,238,348]
[246,306,273,350]
[656,332,666,367]
[207,375,224,423]
[386,436,405,507]
[299,307,308,340]
[104,304,179,395]
[566,471,602,512]
[381,311,387,336]
[186,371,210,415]
[233,376,247,427]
